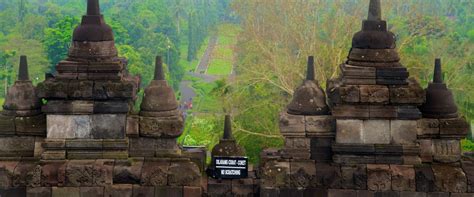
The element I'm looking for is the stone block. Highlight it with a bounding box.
[14,114,46,136]
[341,165,367,190]
[132,185,155,197]
[461,159,474,192]
[104,184,133,197]
[333,154,376,164]
[339,85,361,103]
[373,191,400,197]
[343,77,377,85]
[313,163,342,189]
[360,85,389,103]
[432,165,467,193]
[419,140,433,163]
[289,160,316,188]
[439,117,470,138]
[52,187,80,197]
[280,188,304,197]
[0,161,19,189]
[129,137,155,157]
[113,159,144,184]
[332,105,370,119]
[67,150,103,159]
[260,160,290,188]
[285,137,310,149]
[140,159,169,186]
[91,114,126,139]
[260,187,280,197]
[67,80,93,99]
[34,137,45,158]
[304,188,328,197]
[367,164,391,191]
[336,119,363,144]
[126,115,139,137]
[65,139,103,150]
[41,161,67,187]
[232,181,254,196]
[397,106,422,120]
[168,160,201,187]
[376,155,403,164]
[13,161,41,188]
[369,105,398,119]
[0,136,35,157]
[79,187,104,197]
[450,194,474,197]
[306,115,335,134]
[27,187,51,197]
[399,192,426,197]
[139,116,184,138]
[47,115,90,139]
[0,188,26,197]
[390,120,417,145]
[341,64,376,77]
[41,150,66,160]
[208,179,232,197]
[328,189,357,197]
[93,101,130,114]
[65,160,109,186]
[363,120,390,144]
[390,165,415,191]
[334,144,376,154]
[402,156,421,165]
[417,119,439,138]
[389,82,425,105]
[0,114,15,135]
[279,112,305,135]
[431,139,461,163]
[183,186,202,197]
[358,190,375,197]
[415,166,435,192]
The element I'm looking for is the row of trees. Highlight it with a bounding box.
[0,0,232,97]
[223,0,473,162]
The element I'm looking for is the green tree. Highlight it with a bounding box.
[43,16,79,71]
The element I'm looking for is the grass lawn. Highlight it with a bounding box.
[206,23,240,76]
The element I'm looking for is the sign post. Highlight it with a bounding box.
[210,156,248,179]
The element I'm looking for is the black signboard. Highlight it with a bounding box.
[211,156,248,179]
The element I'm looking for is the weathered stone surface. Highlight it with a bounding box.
[438,117,470,138]
[431,139,461,163]
[313,163,342,189]
[450,194,474,197]
[47,115,89,139]
[93,101,130,114]
[79,187,104,197]
[417,119,439,138]
[168,159,201,187]
[260,187,280,197]
[260,160,290,188]
[333,85,361,103]
[184,186,202,197]
[139,116,184,138]
[141,159,169,186]
[91,114,126,139]
[289,160,316,188]
[389,79,425,104]
[126,115,139,137]
[363,120,390,144]
[41,161,67,187]
[336,119,363,144]
[132,185,155,197]
[155,186,183,197]
[279,112,305,134]
[232,179,254,196]
[332,105,370,119]
[328,189,357,197]
[367,164,391,191]
[461,159,474,193]
[398,191,426,197]
[306,115,335,134]
[14,114,46,136]
[66,160,109,186]
[0,161,19,189]
[113,159,143,184]
[0,115,15,135]
[27,187,52,197]
[390,165,415,191]
[285,137,311,150]
[432,165,467,193]
[415,166,435,192]
[418,140,433,163]
[341,165,367,190]
[333,154,376,164]
[397,106,422,120]
[41,150,66,160]
[13,161,41,187]
[390,120,417,145]
[207,179,232,197]
[104,184,133,197]
[360,85,389,103]
[369,105,397,119]
[0,136,35,157]
[51,187,80,197]
[376,155,403,165]
[129,137,155,157]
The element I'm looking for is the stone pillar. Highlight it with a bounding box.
[327,0,424,165]
[37,0,138,160]
[0,56,45,158]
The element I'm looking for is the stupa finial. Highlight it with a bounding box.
[368,0,382,21]
[87,0,101,15]
[18,55,29,81]
[306,56,315,81]
[433,58,443,83]
[223,115,233,140]
[154,56,165,81]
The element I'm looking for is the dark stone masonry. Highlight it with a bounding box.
[0,0,471,196]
